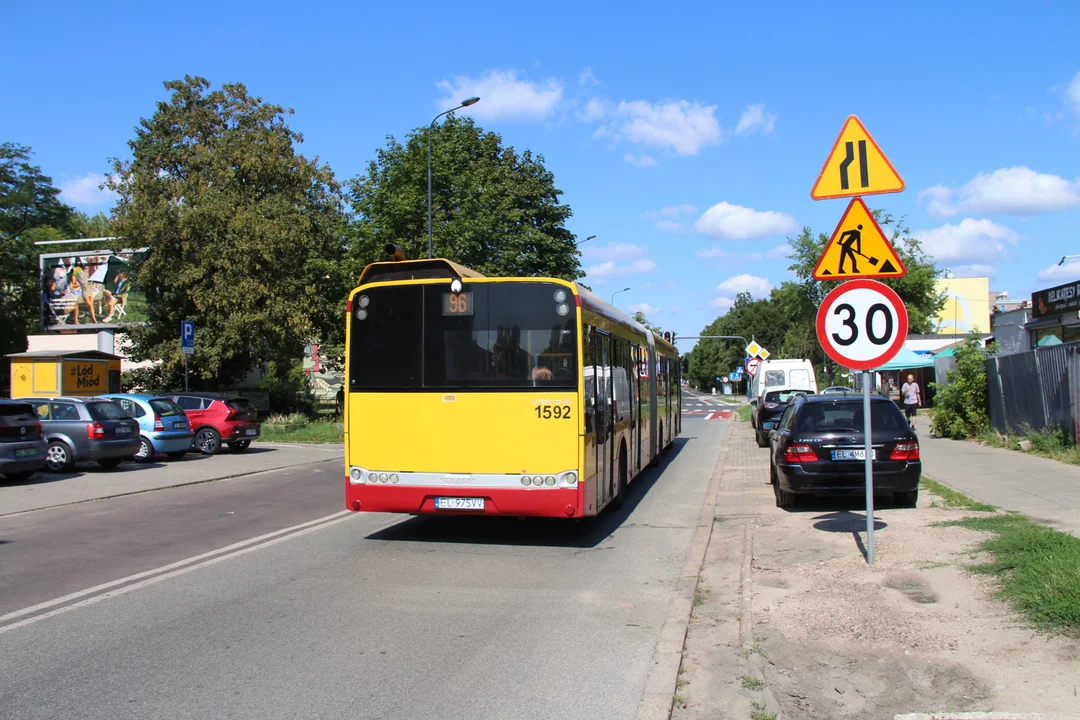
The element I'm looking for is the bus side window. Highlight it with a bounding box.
[583,325,595,434]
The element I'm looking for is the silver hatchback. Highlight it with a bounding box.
[20,397,142,472]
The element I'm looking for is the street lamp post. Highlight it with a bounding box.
[581,235,596,244]
[428,96,480,259]
[611,287,630,304]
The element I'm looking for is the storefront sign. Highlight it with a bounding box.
[1032,280,1080,319]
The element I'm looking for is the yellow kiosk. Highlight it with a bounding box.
[7,350,122,398]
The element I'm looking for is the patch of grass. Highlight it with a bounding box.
[673,693,687,706]
[259,420,343,444]
[750,700,777,720]
[740,643,767,658]
[937,513,1080,633]
[693,590,706,607]
[736,405,752,423]
[675,677,689,690]
[741,675,763,691]
[920,476,997,512]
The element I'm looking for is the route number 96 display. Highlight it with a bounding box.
[815,279,908,371]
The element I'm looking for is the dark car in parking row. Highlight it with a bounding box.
[754,389,809,448]
[763,394,920,509]
[20,397,142,472]
[1,399,48,481]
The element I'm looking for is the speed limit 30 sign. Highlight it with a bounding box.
[815,279,908,370]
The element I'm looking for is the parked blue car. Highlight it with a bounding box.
[99,394,194,462]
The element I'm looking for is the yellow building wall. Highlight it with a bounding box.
[60,360,110,395]
[935,278,990,334]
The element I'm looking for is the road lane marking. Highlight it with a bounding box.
[0,509,382,633]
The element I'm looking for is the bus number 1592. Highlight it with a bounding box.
[535,405,572,420]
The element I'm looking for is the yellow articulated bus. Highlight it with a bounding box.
[343,256,680,519]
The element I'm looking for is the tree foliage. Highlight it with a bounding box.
[107,76,349,387]
[633,311,661,334]
[0,143,77,364]
[348,115,580,279]
[689,212,943,389]
[930,332,992,439]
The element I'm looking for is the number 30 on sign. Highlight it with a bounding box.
[815,279,908,371]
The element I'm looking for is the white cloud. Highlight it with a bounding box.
[916,218,1019,262]
[579,67,600,87]
[647,204,697,232]
[585,258,658,279]
[715,273,773,297]
[695,201,797,240]
[436,70,562,121]
[711,296,735,310]
[1066,71,1080,118]
[952,264,997,278]
[766,243,792,260]
[627,302,661,315]
[582,242,646,261]
[1038,262,1080,282]
[590,100,720,157]
[579,97,608,122]
[656,220,685,232]
[735,103,776,135]
[920,166,1080,217]
[624,153,657,168]
[58,172,117,211]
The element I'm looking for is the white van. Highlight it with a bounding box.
[752,359,817,403]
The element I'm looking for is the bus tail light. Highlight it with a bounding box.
[561,471,578,487]
[544,476,556,486]
[784,444,817,463]
[349,467,365,484]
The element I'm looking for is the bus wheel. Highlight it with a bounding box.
[613,443,628,509]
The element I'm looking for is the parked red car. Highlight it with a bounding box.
[163,393,260,455]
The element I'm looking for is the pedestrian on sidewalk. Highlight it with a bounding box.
[901,373,922,429]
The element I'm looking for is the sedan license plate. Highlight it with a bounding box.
[115,426,132,434]
[245,428,257,436]
[434,497,485,511]
[15,447,38,458]
[831,449,876,461]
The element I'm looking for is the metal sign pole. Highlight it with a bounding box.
[863,369,875,565]
[184,354,189,392]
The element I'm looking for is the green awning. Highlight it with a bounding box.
[876,346,936,370]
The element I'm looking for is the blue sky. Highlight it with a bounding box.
[4,0,1079,350]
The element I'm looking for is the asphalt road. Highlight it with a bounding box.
[0,414,727,720]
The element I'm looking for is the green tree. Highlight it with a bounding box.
[0,143,77,366]
[71,211,112,238]
[348,115,580,279]
[689,292,789,390]
[633,311,662,335]
[107,76,349,387]
[929,332,992,438]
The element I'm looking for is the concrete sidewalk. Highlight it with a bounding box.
[914,415,1080,537]
[0,442,343,516]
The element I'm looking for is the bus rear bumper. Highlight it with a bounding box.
[346,485,583,518]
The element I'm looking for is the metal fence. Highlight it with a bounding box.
[985,341,1080,440]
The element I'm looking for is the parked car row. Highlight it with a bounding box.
[0,392,260,481]
[751,376,921,509]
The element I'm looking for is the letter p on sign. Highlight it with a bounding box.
[181,321,195,355]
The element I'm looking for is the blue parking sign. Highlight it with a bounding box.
[181,321,195,355]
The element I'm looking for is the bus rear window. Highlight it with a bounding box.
[349,282,576,390]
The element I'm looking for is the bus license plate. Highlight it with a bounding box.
[434,497,484,511]
[831,449,876,461]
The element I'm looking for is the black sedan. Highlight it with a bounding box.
[763,394,920,508]
[754,389,808,447]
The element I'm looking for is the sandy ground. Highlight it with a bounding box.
[674,420,1080,719]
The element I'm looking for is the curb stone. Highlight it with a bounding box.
[894,715,1080,720]
[636,429,729,720]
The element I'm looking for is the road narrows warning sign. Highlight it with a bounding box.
[810,116,904,200]
[811,198,907,280]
